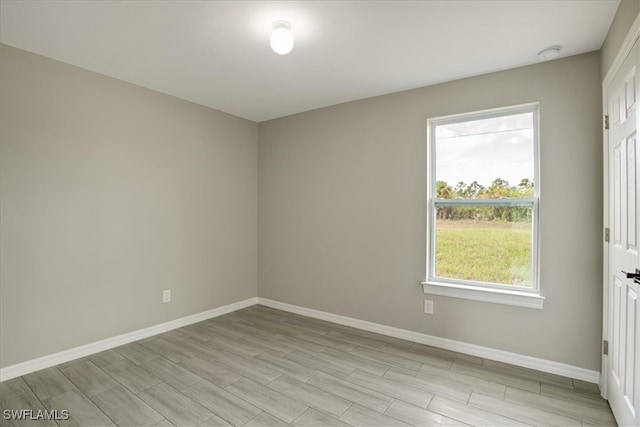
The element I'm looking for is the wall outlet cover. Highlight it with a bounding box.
[424,300,434,314]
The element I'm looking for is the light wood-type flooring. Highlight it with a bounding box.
[0,305,617,426]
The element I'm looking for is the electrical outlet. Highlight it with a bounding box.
[424,299,434,314]
[163,289,171,303]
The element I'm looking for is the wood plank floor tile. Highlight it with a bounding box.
[198,414,233,426]
[87,350,126,367]
[451,360,541,393]
[262,319,317,336]
[572,379,602,395]
[178,337,226,359]
[267,375,351,417]
[181,380,261,427]
[203,334,264,358]
[272,335,327,354]
[384,399,467,426]
[101,359,162,393]
[22,367,75,401]
[348,345,423,372]
[138,383,214,427]
[185,326,219,344]
[242,412,289,427]
[307,372,393,413]
[141,338,197,363]
[201,322,251,341]
[218,321,278,341]
[412,345,484,367]
[347,369,434,408]
[378,342,455,370]
[236,317,305,337]
[155,328,193,344]
[255,351,318,382]
[114,342,161,365]
[2,306,616,427]
[505,386,617,426]
[292,408,352,427]
[339,404,412,427]
[325,330,387,350]
[0,377,31,404]
[92,385,164,427]
[179,356,242,388]
[225,378,308,424]
[206,350,281,385]
[141,357,203,391]
[60,361,118,396]
[317,347,391,376]
[285,350,355,379]
[273,321,335,337]
[55,357,88,371]
[482,359,574,388]
[384,367,472,403]
[151,419,175,426]
[540,383,611,409]
[417,363,507,399]
[43,389,113,427]
[3,392,59,427]
[428,395,531,427]
[469,391,582,426]
[239,333,296,356]
[296,333,357,352]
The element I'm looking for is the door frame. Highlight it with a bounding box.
[601,13,640,399]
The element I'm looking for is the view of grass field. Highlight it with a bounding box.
[432,109,536,288]
[435,219,533,286]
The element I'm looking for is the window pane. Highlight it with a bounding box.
[435,112,534,197]
[435,206,533,287]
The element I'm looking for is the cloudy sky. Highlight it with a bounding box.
[435,112,535,189]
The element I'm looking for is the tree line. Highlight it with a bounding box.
[436,178,534,222]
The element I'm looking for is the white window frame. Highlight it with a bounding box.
[422,103,544,309]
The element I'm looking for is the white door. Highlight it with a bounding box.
[607,37,640,427]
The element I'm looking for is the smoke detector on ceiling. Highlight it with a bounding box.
[537,46,561,61]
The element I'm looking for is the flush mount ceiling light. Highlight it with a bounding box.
[537,45,561,61]
[270,20,294,55]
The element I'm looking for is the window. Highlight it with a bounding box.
[423,104,544,309]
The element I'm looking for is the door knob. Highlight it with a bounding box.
[622,268,640,279]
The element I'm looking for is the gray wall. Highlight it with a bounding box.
[0,44,258,368]
[258,52,603,370]
[601,0,640,78]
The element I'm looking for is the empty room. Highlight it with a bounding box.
[1,0,639,426]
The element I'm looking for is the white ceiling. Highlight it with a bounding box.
[0,1,619,122]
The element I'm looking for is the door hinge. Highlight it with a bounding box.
[605,227,610,243]
[605,114,609,130]
[603,340,609,355]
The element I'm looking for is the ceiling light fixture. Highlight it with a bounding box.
[270,20,294,55]
[537,46,561,61]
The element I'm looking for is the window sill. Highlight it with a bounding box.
[422,281,545,309]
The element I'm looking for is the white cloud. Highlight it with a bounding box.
[435,113,534,188]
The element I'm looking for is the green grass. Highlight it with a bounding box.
[435,219,532,286]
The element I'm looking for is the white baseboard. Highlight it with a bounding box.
[257,297,601,384]
[2,295,600,385]
[0,297,258,382]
